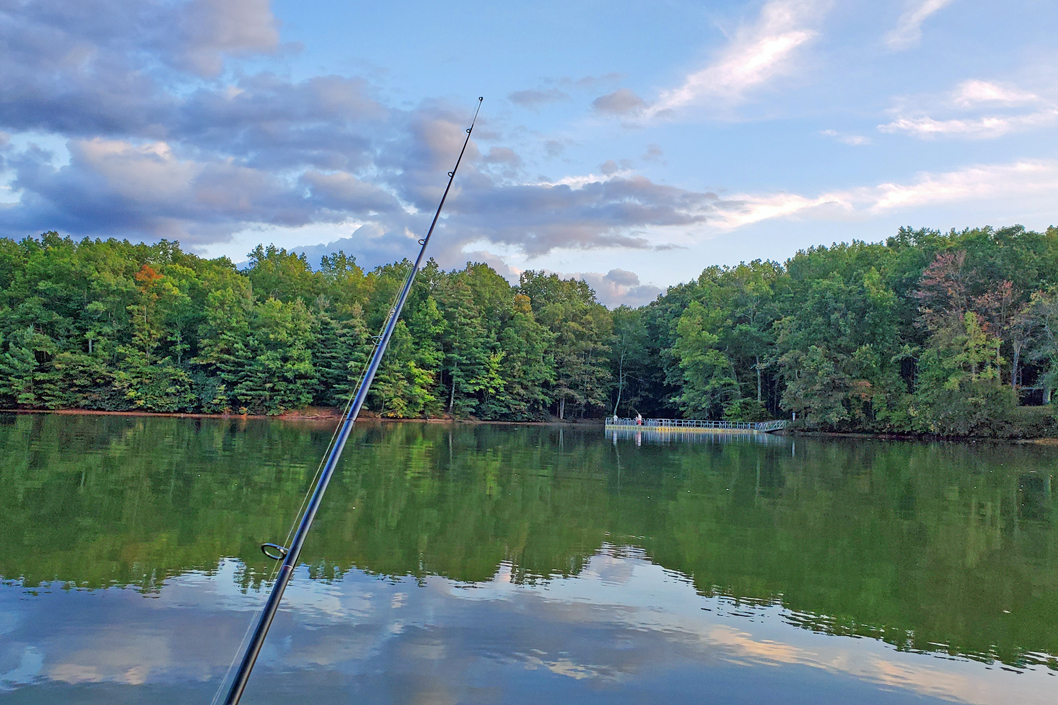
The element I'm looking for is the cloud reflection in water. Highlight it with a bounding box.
[2,546,1055,704]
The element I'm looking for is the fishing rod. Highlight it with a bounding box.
[220,97,483,705]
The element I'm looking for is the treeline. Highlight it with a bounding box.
[0,234,609,420]
[2,226,1058,434]
[619,224,1058,436]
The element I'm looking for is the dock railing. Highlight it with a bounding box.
[605,417,788,433]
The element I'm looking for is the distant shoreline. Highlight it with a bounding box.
[3,408,1054,442]
[784,429,1058,445]
[0,407,600,427]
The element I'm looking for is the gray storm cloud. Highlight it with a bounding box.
[604,268,641,287]
[300,171,402,215]
[447,174,716,257]
[0,0,286,135]
[0,0,720,268]
[572,268,663,307]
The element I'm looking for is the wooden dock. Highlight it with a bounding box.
[605,418,789,434]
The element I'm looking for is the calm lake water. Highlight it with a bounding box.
[1,414,1057,704]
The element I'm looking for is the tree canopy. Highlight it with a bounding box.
[2,225,1057,435]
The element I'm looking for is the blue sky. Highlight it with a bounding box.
[1,0,1056,305]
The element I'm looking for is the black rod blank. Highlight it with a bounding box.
[221,97,483,705]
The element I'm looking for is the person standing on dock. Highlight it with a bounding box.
[635,413,642,426]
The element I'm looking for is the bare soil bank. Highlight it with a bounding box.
[8,408,1051,440]
[0,407,602,427]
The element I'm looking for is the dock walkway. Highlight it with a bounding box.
[605,417,788,434]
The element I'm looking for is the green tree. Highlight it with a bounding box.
[311,302,372,408]
[234,297,318,414]
[779,345,853,426]
[520,271,612,419]
[483,294,554,420]
[369,320,435,418]
[608,306,650,417]
[0,328,52,407]
[1025,288,1058,404]
[436,275,492,415]
[244,244,318,303]
[776,267,902,429]
[911,312,1013,435]
[722,261,781,411]
[671,300,738,418]
[317,250,366,311]
[194,285,254,411]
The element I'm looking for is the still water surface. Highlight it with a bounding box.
[1,414,1056,703]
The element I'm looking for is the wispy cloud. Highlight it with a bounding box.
[879,110,1058,139]
[951,79,1040,108]
[711,160,1058,228]
[508,88,570,110]
[880,78,1057,140]
[647,0,829,115]
[641,144,665,163]
[864,160,1058,212]
[712,192,837,229]
[885,0,957,51]
[820,129,871,146]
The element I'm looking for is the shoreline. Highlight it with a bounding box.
[2,408,1054,442]
[0,407,601,428]
[782,429,1058,445]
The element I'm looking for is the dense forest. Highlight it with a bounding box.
[1,226,1057,435]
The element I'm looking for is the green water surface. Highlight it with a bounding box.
[1,414,1056,703]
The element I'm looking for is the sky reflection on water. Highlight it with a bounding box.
[3,546,1055,705]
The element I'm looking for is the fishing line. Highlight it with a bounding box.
[213,97,483,705]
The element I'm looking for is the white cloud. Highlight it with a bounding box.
[864,160,1058,212]
[530,268,662,308]
[820,129,871,146]
[881,77,1056,140]
[71,139,201,202]
[582,268,663,307]
[712,192,839,229]
[879,110,1058,139]
[711,160,1058,227]
[885,0,957,51]
[648,0,829,115]
[532,169,634,189]
[952,79,1040,108]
